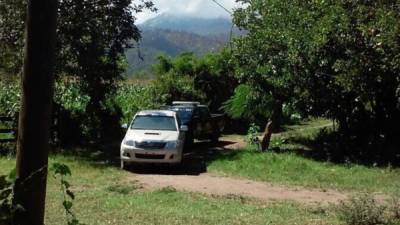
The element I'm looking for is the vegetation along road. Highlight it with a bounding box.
[2,119,399,225]
[1,0,400,224]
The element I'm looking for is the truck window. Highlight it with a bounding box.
[131,115,177,131]
[171,107,194,125]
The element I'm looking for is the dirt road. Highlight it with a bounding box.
[133,173,347,205]
[128,137,348,205]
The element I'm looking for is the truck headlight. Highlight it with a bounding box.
[165,141,178,149]
[124,139,135,147]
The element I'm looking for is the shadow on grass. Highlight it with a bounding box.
[280,128,400,168]
[52,140,244,175]
[126,140,242,175]
[50,141,122,169]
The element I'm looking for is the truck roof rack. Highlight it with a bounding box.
[172,101,200,106]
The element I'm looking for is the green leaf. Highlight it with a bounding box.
[61,180,71,189]
[63,200,73,211]
[52,163,71,176]
[68,218,80,225]
[66,190,75,200]
[7,169,16,183]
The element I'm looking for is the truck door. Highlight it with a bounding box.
[193,108,202,137]
[199,106,213,136]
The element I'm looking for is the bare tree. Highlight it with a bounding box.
[14,0,58,225]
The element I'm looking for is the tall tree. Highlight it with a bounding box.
[227,0,313,150]
[0,0,155,143]
[56,0,155,141]
[226,0,348,151]
[295,0,400,162]
[14,0,58,225]
[228,0,400,160]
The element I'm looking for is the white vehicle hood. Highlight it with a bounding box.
[124,129,179,142]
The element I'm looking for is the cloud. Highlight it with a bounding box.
[134,0,239,23]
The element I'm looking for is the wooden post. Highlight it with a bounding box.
[14,0,58,225]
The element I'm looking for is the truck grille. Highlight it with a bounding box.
[135,153,165,159]
[135,141,166,149]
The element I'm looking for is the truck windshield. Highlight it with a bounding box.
[131,115,177,131]
[171,108,194,124]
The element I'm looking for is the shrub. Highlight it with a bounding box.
[0,81,20,117]
[270,137,288,150]
[388,196,400,223]
[152,71,204,105]
[52,163,84,225]
[336,194,400,225]
[158,186,177,194]
[246,123,260,151]
[0,170,20,225]
[54,81,89,113]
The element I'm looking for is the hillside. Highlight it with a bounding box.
[125,14,238,76]
[125,29,228,75]
[140,13,236,35]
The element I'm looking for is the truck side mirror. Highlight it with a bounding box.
[121,123,128,129]
[180,125,189,132]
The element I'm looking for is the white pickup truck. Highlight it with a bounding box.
[120,110,188,169]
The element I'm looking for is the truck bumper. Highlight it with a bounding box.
[120,146,182,164]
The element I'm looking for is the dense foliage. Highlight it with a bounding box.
[0,0,25,77]
[230,0,400,162]
[1,0,399,163]
[226,0,305,128]
[0,0,155,142]
[0,81,19,117]
[0,80,156,145]
[295,0,400,162]
[57,0,155,141]
[114,83,159,123]
[153,51,237,112]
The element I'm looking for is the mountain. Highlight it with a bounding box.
[125,14,238,76]
[125,29,228,75]
[140,13,235,36]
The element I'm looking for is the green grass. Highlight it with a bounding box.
[0,124,11,139]
[208,151,400,193]
[208,119,400,194]
[0,155,339,225]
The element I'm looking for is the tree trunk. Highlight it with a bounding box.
[261,101,283,151]
[14,0,58,225]
[260,120,273,151]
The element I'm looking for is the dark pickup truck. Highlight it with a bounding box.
[167,101,224,146]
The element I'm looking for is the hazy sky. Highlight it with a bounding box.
[135,0,239,23]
